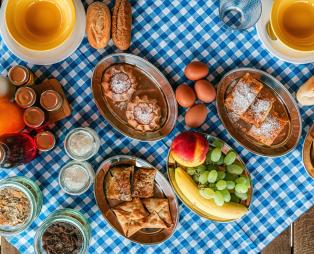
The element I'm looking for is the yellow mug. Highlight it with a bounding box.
[5,0,76,51]
[267,0,314,52]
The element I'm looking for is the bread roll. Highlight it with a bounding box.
[296,76,314,106]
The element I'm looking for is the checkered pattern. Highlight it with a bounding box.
[0,0,314,253]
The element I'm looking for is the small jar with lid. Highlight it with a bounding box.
[23,106,46,129]
[40,90,63,112]
[64,127,100,161]
[8,65,35,86]
[15,86,36,108]
[35,131,56,152]
[59,161,95,195]
[34,209,91,254]
[0,176,43,235]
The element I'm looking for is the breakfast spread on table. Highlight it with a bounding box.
[0,0,313,253]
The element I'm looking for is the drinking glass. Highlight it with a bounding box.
[219,0,262,30]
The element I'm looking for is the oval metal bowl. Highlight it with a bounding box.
[94,155,179,245]
[167,133,253,222]
[302,124,314,178]
[217,68,302,157]
[91,53,177,141]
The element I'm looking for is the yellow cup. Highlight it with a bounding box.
[5,0,76,51]
[267,0,314,52]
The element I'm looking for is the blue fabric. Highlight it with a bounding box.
[0,1,313,253]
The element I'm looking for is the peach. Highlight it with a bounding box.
[171,131,209,167]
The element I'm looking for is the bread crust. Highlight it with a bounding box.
[86,2,111,49]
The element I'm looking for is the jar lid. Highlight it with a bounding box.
[35,131,56,152]
[40,90,63,112]
[15,87,36,108]
[8,66,30,86]
[23,107,45,128]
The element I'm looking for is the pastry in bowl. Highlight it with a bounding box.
[132,168,156,198]
[105,166,133,201]
[126,95,161,132]
[102,64,137,102]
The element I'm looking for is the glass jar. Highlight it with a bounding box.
[64,127,100,161]
[59,161,95,195]
[34,209,91,254]
[0,176,43,235]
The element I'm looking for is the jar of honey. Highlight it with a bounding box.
[23,107,46,129]
[8,65,35,86]
[15,87,37,108]
[40,90,63,112]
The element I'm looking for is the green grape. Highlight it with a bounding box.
[217,171,226,180]
[199,188,215,199]
[193,174,200,183]
[207,170,218,183]
[227,163,244,175]
[211,147,222,162]
[214,191,225,206]
[207,164,217,171]
[224,151,237,165]
[235,191,248,200]
[221,189,231,202]
[187,168,196,176]
[226,181,235,190]
[225,173,237,181]
[213,139,224,148]
[199,171,209,184]
[235,183,248,194]
[206,151,213,164]
[216,180,227,190]
[230,194,240,203]
[196,165,206,173]
[215,154,225,165]
[235,176,247,185]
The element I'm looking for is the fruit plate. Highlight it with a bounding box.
[217,68,302,157]
[94,155,179,245]
[167,132,253,222]
[91,53,178,141]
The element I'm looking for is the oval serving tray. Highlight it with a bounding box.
[94,155,179,245]
[217,68,302,157]
[167,132,253,223]
[302,124,314,178]
[92,53,178,141]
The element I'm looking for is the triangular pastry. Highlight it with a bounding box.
[143,211,167,229]
[112,208,131,236]
[142,198,173,227]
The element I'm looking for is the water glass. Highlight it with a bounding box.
[219,0,262,30]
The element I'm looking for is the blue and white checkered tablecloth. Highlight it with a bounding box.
[0,0,314,253]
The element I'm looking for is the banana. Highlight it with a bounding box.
[175,167,248,220]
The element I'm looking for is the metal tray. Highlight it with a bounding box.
[94,155,179,245]
[92,53,177,141]
[302,125,314,178]
[217,68,302,157]
[167,133,253,222]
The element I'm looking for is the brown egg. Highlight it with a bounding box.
[185,104,208,128]
[184,61,209,81]
[175,84,196,108]
[194,79,216,103]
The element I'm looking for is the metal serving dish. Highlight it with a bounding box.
[167,133,253,222]
[94,155,179,245]
[217,68,302,157]
[92,53,177,141]
[302,124,314,178]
